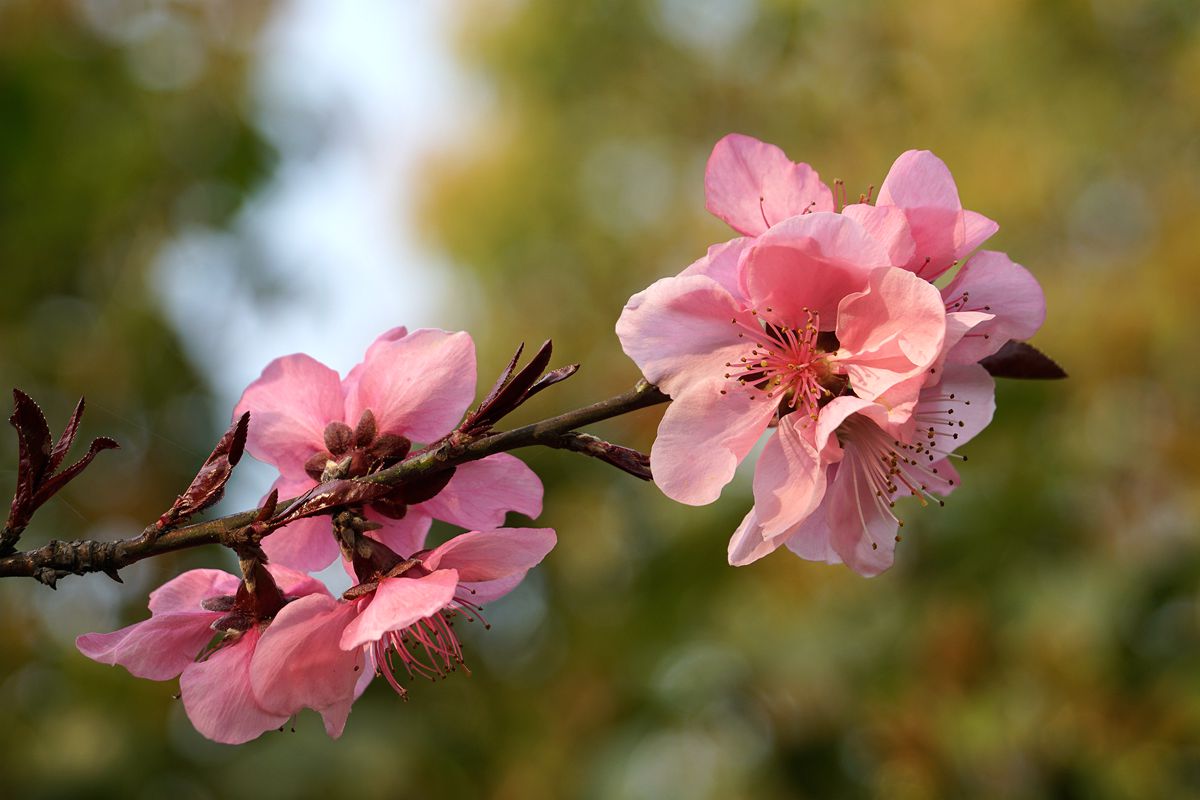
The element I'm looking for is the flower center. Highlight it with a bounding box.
[721,308,838,420]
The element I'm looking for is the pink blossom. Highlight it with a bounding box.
[621,134,1046,576]
[76,564,331,744]
[617,211,946,511]
[249,527,555,718]
[729,364,995,575]
[700,136,999,285]
[234,327,544,571]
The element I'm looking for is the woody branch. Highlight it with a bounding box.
[0,346,667,587]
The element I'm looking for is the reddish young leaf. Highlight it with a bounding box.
[525,363,581,400]
[48,397,86,475]
[464,340,578,435]
[157,412,250,529]
[477,342,526,413]
[467,340,554,432]
[6,391,118,540]
[10,389,53,502]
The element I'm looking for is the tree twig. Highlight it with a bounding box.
[0,381,669,585]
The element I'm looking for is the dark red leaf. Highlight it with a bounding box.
[471,340,554,430]
[6,391,118,538]
[157,412,249,528]
[979,341,1067,380]
[525,363,580,399]
[498,339,553,405]
[10,389,52,489]
[48,397,86,475]
[477,342,525,413]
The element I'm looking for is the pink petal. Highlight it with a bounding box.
[76,612,217,680]
[841,203,916,268]
[832,267,946,403]
[343,326,409,395]
[921,364,995,449]
[147,569,240,614]
[265,564,333,599]
[877,149,962,211]
[343,328,476,443]
[261,514,339,573]
[824,456,899,577]
[423,528,556,583]
[704,133,834,236]
[727,506,792,566]
[249,594,364,732]
[741,212,890,327]
[616,274,756,398]
[420,453,543,530]
[751,416,827,537]
[366,508,433,559]
[814,395,888,456]
[353,648,376,699]
[180,629,287,745]
[257,474,338,571]
[941,250,1046,364]
[783,492,842,565]
[234,354,345,479]
[339,570,460,650]
[458,573,525,606]
[959,211,999,257]
[649,379,777,505]
[942,310,995,365]
[875,150,964,280]
[678,237,752,303]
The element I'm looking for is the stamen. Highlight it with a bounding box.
[371,592,488,698]
[720,308,829,420]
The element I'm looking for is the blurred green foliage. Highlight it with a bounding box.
[2,0,1200,799]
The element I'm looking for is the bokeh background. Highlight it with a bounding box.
[1,0,1198,797]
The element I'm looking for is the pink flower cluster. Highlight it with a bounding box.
[617,134,1045,576]
[70,133,1051,746]
[78,329,555,743]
